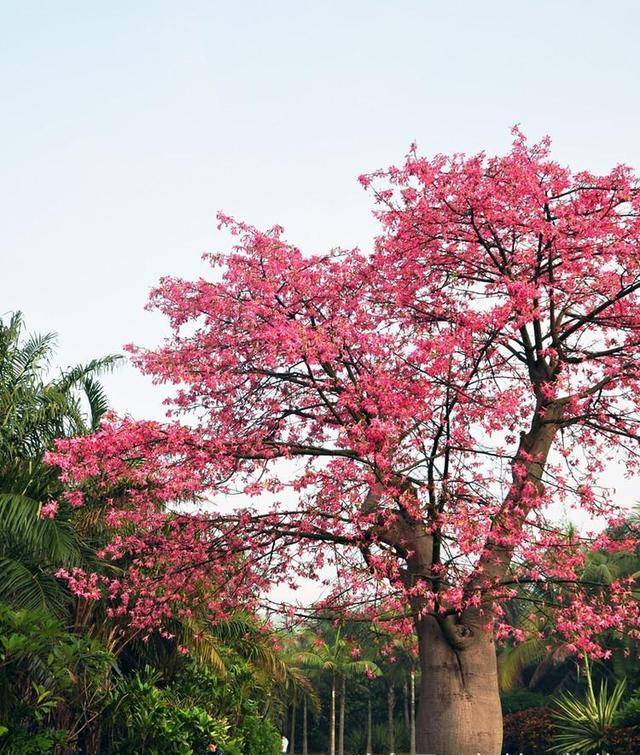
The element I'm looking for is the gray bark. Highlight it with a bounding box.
[329,673,336,755]
[338,674,345,755]
[416,615,502,755]
[387,683,395,755]
[302,697,308,755]
[410,670,416,755]
[289,691,296,754]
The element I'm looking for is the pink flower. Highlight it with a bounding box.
[40,500,59,519]
[43,130,640,660]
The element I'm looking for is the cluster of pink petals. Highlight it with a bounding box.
[46,130,640,653]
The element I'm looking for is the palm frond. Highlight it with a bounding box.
[0,557,69,615]
[498,638,547,691]
[0,493,82,564]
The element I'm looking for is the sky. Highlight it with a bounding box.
[2,1,640,493]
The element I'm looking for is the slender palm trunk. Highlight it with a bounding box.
[387,683,395,755]
[302,697,308,755]
[403,678,409,733]
[366,694,372,755]
[338,674,345,755]
[409,669,416,755]
[329,672,336,755]
[289,691,296,754]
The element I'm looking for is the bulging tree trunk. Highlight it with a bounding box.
[415,615,502,755]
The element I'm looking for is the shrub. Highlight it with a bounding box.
[105,667,240,754]
[619,692,640,728]
[237,714,281,755]
[501,688,548,714]
[169,660,279,754]
[0,604,113,754]
[550,662,626,754]
[603,725,640,755]
[502,707,555,754]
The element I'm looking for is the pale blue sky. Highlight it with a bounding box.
[2,1,640,419]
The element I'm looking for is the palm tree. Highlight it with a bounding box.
[409,667,417,755]
[269,630,320,755]
[367,634,416,755]
[0,312,118,614]
[298,627,379,755]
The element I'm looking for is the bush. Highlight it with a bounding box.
[237,714,281,755]
[0,604,113,754]
[619,692,640,727]
[0,727,68,755]
[551,667,626,754]
[169,660,279,754]
[502,707,555,754]
[105,667,240,754]
[603,725,640,755]
[501,688,548,714]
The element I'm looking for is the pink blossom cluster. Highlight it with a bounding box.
[47,130,640,653]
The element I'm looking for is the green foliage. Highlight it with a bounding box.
[105,659,284,755]
[170,659,281,754]
[296,626,380,680]
[500,687,548,714]
[0,491,84,615]
[499,641,540,691]
[0,312,118,461]
[0,312,118,616]
[236,714,281,755]
[105,666,239,755]
[343,720,410,753]
[0,314,286,753]
[0,603,114,753]
[349,721,409,752]
[0,727,68,755]
[619,691,640,727]
[551,659,627,754]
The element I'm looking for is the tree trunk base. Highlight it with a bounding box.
[416,617,502,755]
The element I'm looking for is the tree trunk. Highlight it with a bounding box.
[366,694,373,755]
[409,669,416,755]
[403,678,409,732]
[387,682,395,755]
[415,615,502,755]
[409,405,561,754]
[302,697,308,755]
[338,674,345,755]
[289,691,296,754]
[329,673,336,755]
[365,397,561,753]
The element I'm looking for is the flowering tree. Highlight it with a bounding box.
[48,131,640,754]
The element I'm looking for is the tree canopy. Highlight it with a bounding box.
[48,130,640,655]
